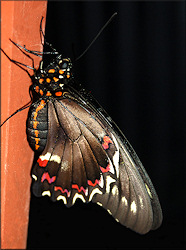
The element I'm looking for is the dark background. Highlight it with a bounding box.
[27,1,185,249]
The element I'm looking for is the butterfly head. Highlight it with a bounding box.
[32,55,73,98]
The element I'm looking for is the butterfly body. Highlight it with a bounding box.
[26,55,73,152]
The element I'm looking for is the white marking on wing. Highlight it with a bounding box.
[42,191,51,197]
[50,154,61,163]
[72,193,86,204]
[57,195,67,204]
[99,175,104,188]
[111,134,120,178]
[40,153,51,161]
[145,183,153,198]
[106,175,115,194]
[139,195,144,208]
[130,201,137,214]
[97,202,103,207]
[40,153,61,164]
[107,209,112,215]
[111,185,119,196]
[89,188,102,202]
[121,196,128,206]
[32,174,37,181]
[61,160,69,171]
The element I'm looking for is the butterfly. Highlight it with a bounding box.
[1,15,162,235]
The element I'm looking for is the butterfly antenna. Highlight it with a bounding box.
[40,16,59,54]
[75,12,117,61]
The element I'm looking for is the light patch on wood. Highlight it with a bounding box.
[42,191,51,197]
[89,188,102,201]
[130,201,137,214]
[57,195,67,204]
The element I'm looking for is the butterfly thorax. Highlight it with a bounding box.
[31,55,73,99]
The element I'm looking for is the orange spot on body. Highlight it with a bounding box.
[59,70,64,74]
[46,91,52,96]
[53,77,59,82]
[33,121,39,129]
[34,100,46,120]
[55,91,62,97]
[39,78,44,84]
[36,100,45,112]
[48,69,55,73]
[34,130,39,137]
[35,138,40,144]
[35,86,40,93]
[46,78,51,83]
[35,145,40,150]
[33,112,38,121]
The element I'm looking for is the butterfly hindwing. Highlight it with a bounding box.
[32,97,118,206]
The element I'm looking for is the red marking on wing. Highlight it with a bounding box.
[37,158,48,167]
[100,163,110,173]
[54,186,70,197]
[102,135,113,150]
[72,184,86,194]
[87,179,100,187]
[41,172,56,184]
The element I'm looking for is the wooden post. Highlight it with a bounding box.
[1,1,47,249]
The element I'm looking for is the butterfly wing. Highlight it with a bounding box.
[31,89,162,234]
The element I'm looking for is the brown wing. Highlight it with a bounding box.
[32,98,118,207]
[32,96,162,234]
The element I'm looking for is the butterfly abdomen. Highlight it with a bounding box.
[26,99,48,153]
